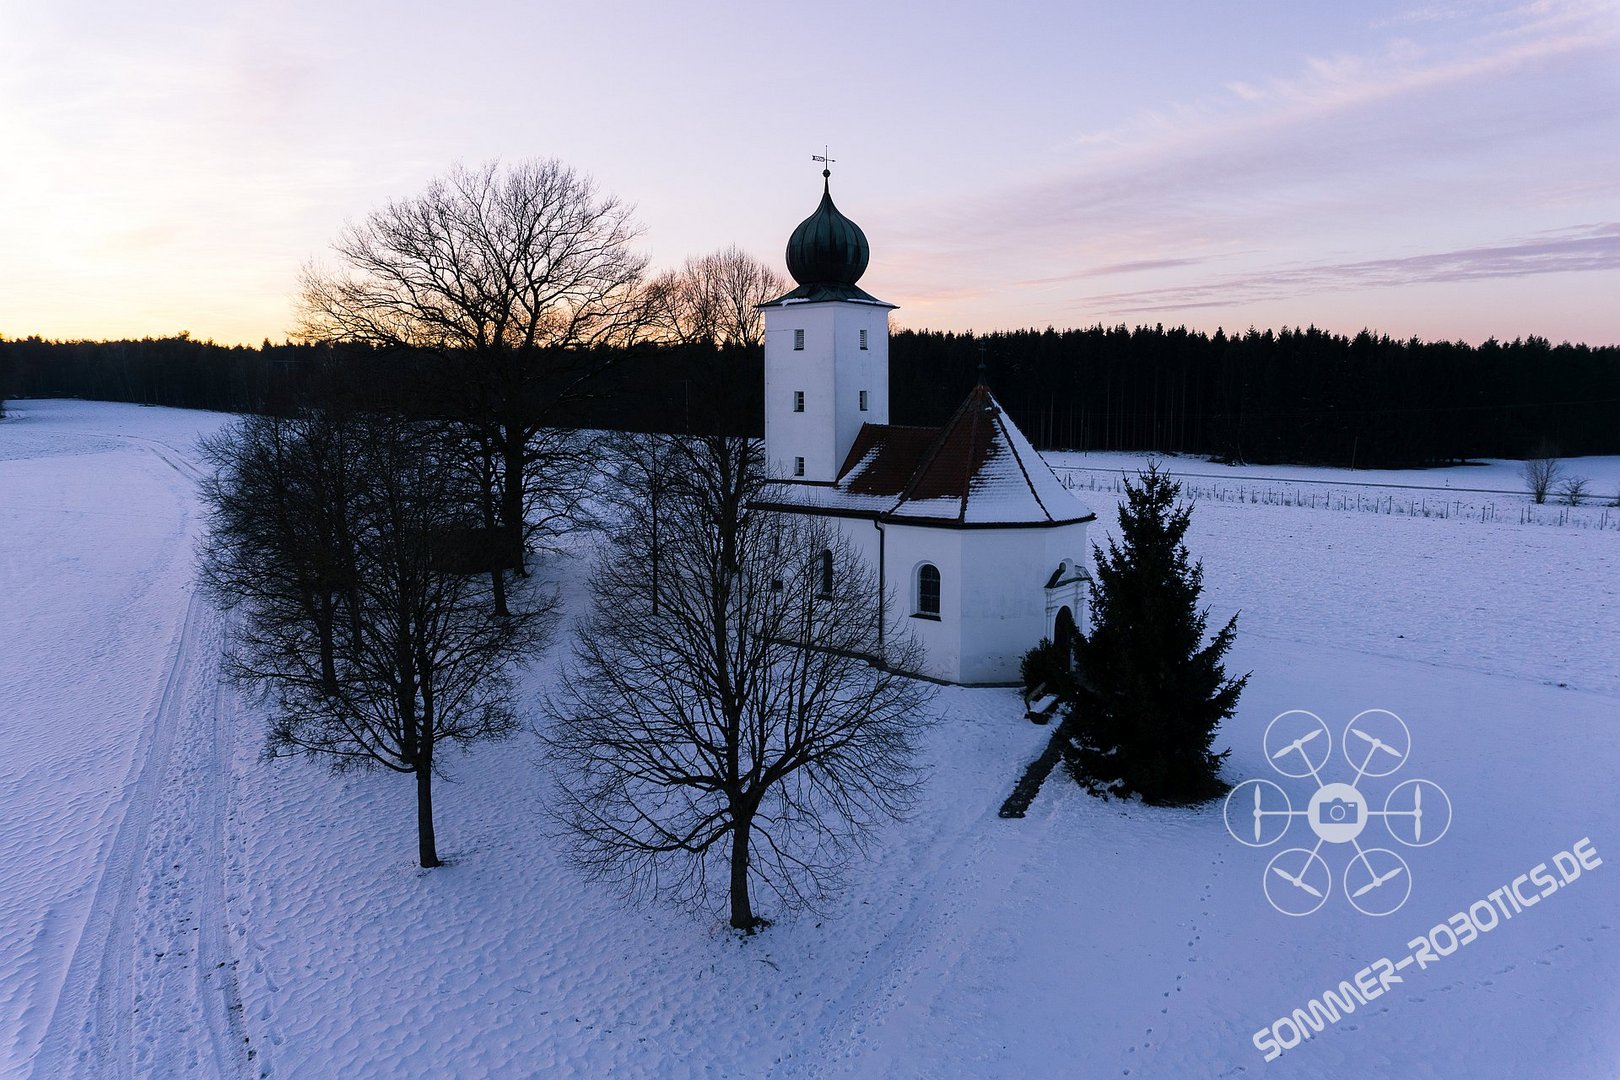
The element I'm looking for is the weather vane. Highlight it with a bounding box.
[812,145,834,178]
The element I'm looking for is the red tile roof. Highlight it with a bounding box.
[837,424,942,496]
[831,385,1094,526]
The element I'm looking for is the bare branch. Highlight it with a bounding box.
[543,433,934,931]
[198,405,554,866]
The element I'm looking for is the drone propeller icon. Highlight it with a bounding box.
[1226,710,1451,916]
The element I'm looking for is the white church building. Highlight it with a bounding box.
[754,169,1096,685]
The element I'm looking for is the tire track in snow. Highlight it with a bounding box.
[81,429,208,490]
[81,431,206,479]
[138,433,253,1079]
[30,589,206,1080]
[119,434,252,1079]
[193,666,252,1079]
[779,790,1003,1078]
[798,797,1077,1078]
[31,431,250,1080]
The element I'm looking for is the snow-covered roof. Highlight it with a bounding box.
[763,385,1094,527]
[882,384,1093,525]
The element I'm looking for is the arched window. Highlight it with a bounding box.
[916,563,941,617]
[818,549,834,598]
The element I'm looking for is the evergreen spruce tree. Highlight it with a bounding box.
[1066,463,1246,805]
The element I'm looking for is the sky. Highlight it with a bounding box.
[2,0,1617,346]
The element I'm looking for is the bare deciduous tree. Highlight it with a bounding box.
[1558,475,1591,506]
[1523,451,1564,505]
[643,245,786,349]
[297,159,648,600]
[544,435,934,931]
[199,409,363,695]
[600,432,686,616]
[200,407,552,867]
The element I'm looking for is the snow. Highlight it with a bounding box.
[884,389,1093,525]
[1046,448,1620,500]
[3,400,1618,1078]
[762,477,899,516]
[1048,449,1620,531]
[963,392,1090,525]
[0,401,238,1077]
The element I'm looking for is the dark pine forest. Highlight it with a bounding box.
[2,324,1616,468]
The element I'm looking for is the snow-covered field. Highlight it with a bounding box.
[3,399,1617,1079]
[1048,449,1620,532]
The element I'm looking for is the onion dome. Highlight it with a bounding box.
[763,170,890,308]
[786,172,870,287]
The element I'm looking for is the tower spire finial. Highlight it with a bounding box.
[783,150,870,290]
[977,341,989,386]
[812,145,835,181]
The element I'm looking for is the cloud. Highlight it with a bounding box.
[1015,257,1214,289]
[898,0,1617,238]
[1075,224,1620,314]
[1371,2,1489,31]
[877,0,1620,328]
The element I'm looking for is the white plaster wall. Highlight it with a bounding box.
[826,514,880,583]
[763,301,890,482]
[833,307,890,474]
[1042,522,1094,638]
[782,511,1090,685]
[821,513,934,675]
[953,520,1092,684]
[880,523,963,683]
[955,529,1046,684]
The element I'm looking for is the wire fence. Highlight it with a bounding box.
[1052,468,1620,532]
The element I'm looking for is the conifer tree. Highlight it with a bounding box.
[1065,463,1245,805]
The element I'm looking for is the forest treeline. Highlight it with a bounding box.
[3,323,1616,467]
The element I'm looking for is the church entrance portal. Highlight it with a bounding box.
[1054,606,1077,655]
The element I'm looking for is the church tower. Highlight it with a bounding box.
[760,169,896,483]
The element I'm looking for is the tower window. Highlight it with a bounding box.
[794,456,805,477]
[793,329,805,350]
[818,549,834,598]
[915,563,941,617]
[859,328,868,350]
[794,390,805,412]
[859,390,869,412]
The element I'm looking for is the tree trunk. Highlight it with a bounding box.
[500,429,527,578]
[728,812,755,931]
[345,584,363,653]
[318,592,338,693]
[399,603,438,868]
[416,762,440,868]
[481,441,510,617]
[489,566,508,618]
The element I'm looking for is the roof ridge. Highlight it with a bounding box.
[888,389,979,516]
[956,386,986,524]
[989,389,1053,522]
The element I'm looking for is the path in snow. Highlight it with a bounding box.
[793,719,1044,1075]
[4,404,250,1079]
[7,403,1619,1079]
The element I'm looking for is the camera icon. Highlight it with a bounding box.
[1318,798,1358,826]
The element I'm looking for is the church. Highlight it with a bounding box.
[754,168,1096,685]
